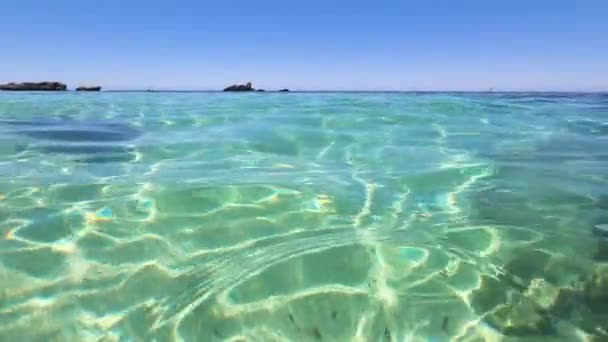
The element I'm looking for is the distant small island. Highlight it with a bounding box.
[76,86,102,91]
[223,82,290,93]
[223,82,254,92]
[0,82,67,91]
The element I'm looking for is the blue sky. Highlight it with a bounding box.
[1,0,607,91]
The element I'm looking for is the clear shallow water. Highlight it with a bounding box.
[1,92,608,341]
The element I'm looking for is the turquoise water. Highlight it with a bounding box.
[1,92,607,341]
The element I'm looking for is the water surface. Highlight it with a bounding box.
[1,92,607,341]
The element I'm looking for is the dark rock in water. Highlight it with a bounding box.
[502,249,553,288]
[594,240,608,262]
[469,247,608,337]
[223,82,254,91]
[76,86,102,91]
[279,88,290,92]
[576,266,608,337]
[471,276,558,337]
[256,89,265,92]
[0,82,67,91]
[595,195,608,210]
[551,288,582,317]
[584,265,608,314]
[592,222,608,261]
[501,249,587,290]
[490,301,555,337]
[471,261,608,337]
[470,275,510,313]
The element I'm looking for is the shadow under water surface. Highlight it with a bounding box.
[0,117,140,164]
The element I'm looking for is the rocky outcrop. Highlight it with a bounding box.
[0,82,67,91]
[256,89,265,92]
[76,86,102,91]
[223,82,254,91]
[279,88,290,92]
[584,264,608,314]
[467,249,608,339]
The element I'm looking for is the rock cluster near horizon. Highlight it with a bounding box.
[0,82,67,91]
[76,86,102,91]
[0,81,289,92]
[223,82,254,91]
[223,82,291,92]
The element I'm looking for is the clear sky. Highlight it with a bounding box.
[1,0,607,91]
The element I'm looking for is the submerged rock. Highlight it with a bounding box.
[0,82,67,91]
[223,82,254,91]
[501,249,553,289]
[584,264,608,314]
[468,247,608,337]
[76,86,102,91]
[595,195,608,210]
[470,275,510,313]
[490,301,555,336]
[594,240,608,262]
[592,222,608,261]
[524,278,561,311]
[471,276,558,337]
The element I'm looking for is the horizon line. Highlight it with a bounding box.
[2,89,605,94]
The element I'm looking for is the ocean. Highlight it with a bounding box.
[1,91,607,341]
